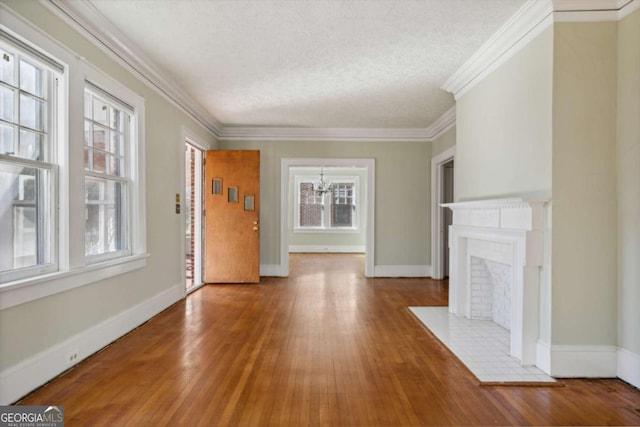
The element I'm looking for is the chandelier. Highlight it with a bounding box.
[313,168,333,195]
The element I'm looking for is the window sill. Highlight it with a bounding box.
[0,253,149,310]
[293,227,360,234]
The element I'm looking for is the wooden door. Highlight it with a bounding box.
[204,150,260,283]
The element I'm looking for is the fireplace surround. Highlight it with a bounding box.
[442,198,548,366]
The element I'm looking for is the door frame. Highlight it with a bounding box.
[180,127,207,295]
[431,146,456,280]
[280,158,375,277]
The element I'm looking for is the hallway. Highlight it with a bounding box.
[19,254,640,426]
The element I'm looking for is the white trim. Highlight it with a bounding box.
[289,245,365,253]
[219,127,432,142]
[553,0,630,10]
[0,255,148,310]
[536,340,552,375]
[219,111,457,142]
[430,146,456,280]
[548,345,618,378]
[0,282,183,405]
[618,0,640,18]
[181,127,208,295]
[373,265,431,278]
[259,264,283,277]
[425,106,456,141]
[280,158,375,278]
[617,347,640,389]
[442,0,554,100]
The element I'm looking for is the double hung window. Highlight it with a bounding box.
[0,38,60,282]
[296,176,357,231]
[84,86,132,261]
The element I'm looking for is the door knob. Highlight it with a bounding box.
[253,226,259,231]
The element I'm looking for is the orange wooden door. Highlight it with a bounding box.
[204,150,260,283]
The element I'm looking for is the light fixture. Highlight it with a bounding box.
[313,168,333,196]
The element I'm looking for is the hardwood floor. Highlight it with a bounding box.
[19,254,640,426]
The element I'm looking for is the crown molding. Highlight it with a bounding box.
[443,0,638,100]
[553,0,637,21]
[218,127,433,142]
[424,105,456,140]
[219,106,456,142]
[41,0,223,138]
[441,0,554,100]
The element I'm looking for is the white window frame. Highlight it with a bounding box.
[294,175,359,233]
[0,31,61,283]
[83,84,133,263]
[0,12,147,311]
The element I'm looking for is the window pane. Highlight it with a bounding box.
[12,206,37,268]
[19,93,44,131]
[111,132,124,156]
[0,123,14,155]
[18,130,45,160]
[19,59,43,97]
[0,162,52,273]
[300,204,322,227]
[18,129,43,161]
[84,120,92,147]
[330,183,354,228]
[111,108,123,131]
[92,97,109,125]
[0,85,15,122]
[85,177,127,256]
[84,147,91,170]
[111,156,124,176]
[331,204,353,227]
[84,91,92,118]
[93,124,107,151]
[0,50,15,85]
[93,150,106,173]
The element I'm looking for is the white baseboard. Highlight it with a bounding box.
[374,265,432,278]
[536,340,552,375]
[260,264,284,277]
[288,245,365,253]
[0,283,184,405]
[548,345,618,378]
[618,347,640,389]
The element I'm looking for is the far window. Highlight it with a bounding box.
[296,176,358,231]
[330,183,355,228]
[83,85,132,260]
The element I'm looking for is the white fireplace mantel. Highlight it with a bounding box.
[442,198,549,366]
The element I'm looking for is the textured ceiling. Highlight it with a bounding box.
[88,0,527,129]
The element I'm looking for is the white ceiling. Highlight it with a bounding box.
[87,0,527,130]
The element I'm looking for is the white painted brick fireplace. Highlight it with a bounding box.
[470,257,512,330]
[443,198,548,366]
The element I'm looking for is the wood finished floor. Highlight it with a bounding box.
[19,254,640,426]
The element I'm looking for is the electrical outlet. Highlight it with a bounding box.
[66,350,79,364]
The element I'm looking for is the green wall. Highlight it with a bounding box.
[219,140,431,267]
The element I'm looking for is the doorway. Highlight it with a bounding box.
[441,159,454,277]
[280,158,375,277]
[185,142,203,292]
[430,146,455,280]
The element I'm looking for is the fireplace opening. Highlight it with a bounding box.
[470,256,512,331]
